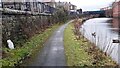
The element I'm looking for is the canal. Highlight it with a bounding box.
[80,18,120,64]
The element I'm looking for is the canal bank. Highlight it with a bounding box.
[64,20,117,66]
[80,18,120,64]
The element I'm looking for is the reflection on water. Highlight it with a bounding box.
[111,18,120,32]
[80,18,120,64]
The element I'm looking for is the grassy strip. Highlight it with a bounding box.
[64,22,117,66]
[1,24,60,66]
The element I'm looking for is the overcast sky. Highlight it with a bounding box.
[55,0,115,11]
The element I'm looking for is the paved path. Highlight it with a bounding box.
[25,21,73,66]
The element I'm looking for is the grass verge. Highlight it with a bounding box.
[1,24,60,67]
[64,22,117,67]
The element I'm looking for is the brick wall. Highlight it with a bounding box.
[113,1,120,17]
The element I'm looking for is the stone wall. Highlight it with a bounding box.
[2,13,57,47]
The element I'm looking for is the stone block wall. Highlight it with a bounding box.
[2,13,57,47]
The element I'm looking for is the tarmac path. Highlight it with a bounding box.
[24,21,73,66]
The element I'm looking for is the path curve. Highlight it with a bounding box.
[25,20,73,66]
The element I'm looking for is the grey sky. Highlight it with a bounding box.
[55,0,115,11]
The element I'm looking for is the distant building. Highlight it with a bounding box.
[39,0,56,13]
[70,4,77,10]
[55,1,77,11]
[55,2,70,11]
[42,0,55,8]
[64,2,70,11]
[100,6,112,17]
[83,10,106,17]
[69,10,77,16]
[77,8,82,14]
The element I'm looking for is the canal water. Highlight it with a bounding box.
[80,18,120,64]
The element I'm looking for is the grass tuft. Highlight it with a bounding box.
[1,24,60,67]
[64,22,117,66]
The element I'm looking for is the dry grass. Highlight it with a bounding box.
[64,21,118,67]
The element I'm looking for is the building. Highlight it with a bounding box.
[2,0,41,13]
[77,8,82,14]
[112,0,120,17]
[31,0,39,13]
[38,0,56,13]
[70,4,77,10]
[42,0,55,8]
[83,10,106,17]
[1,0,57,14]
[55,2,70,11]
[55,1,76,11]
[100,6,113,17]
[2,0,25,10]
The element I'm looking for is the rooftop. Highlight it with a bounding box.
[41,0,55,2]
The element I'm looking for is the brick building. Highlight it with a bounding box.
[112,0,120,17]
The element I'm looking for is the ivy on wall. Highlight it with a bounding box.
[2,14,55,47]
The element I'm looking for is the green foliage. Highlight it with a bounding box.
[64,22,117,66]
[1,24,60,66]
[2,15,57,47]
[64,23,92,66]
[54,7,69,23]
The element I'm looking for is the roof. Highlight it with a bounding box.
[41,0,55,2]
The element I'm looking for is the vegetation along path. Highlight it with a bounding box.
[24,20,73,66]
[64,20,117,66]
